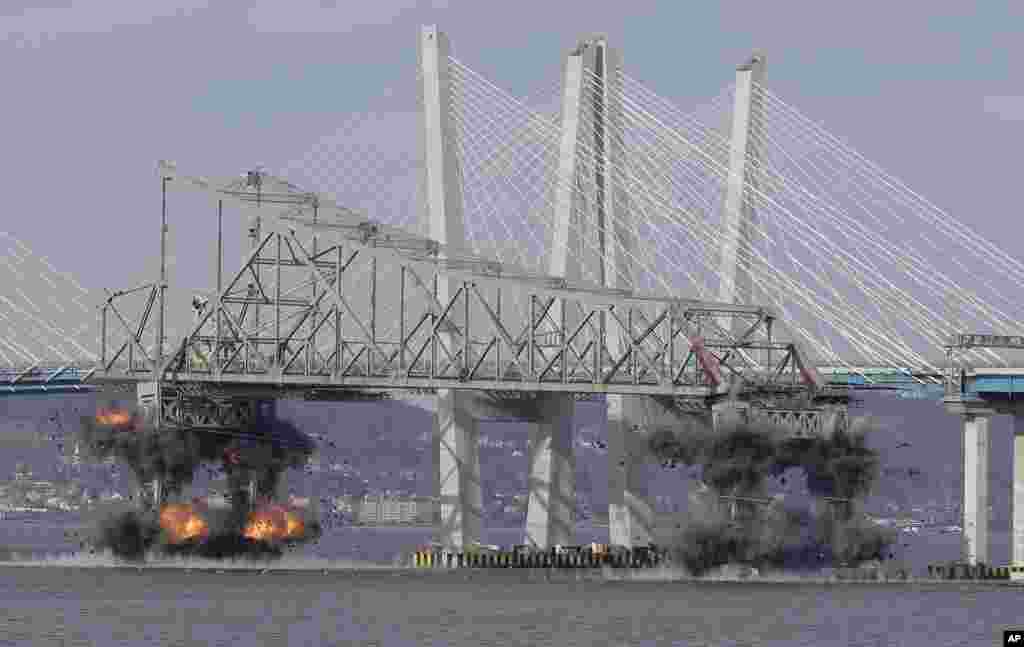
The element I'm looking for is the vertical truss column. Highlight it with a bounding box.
[246,171,263,354]
[421,25,481,550]
[718,53,767,340]
[135,381,165,512]
[155,173,170,429]
[962,411,991,565]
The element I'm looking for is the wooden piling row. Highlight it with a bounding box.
[927,563,1010,580]
[412,545,667,569]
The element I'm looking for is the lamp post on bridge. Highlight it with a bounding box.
[157,173,170,431]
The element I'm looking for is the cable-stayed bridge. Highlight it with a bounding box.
[2,27,1023,565]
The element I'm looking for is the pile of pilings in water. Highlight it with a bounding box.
[927,562,1012,580]
[411,544,668,569]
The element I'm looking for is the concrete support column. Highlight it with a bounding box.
[434,389,482,549]
[1013,414,1024,567]
[962,413,990,565]
[524,393,576,548]
[608,394,656,547]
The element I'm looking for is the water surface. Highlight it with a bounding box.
[2,565,1020,646]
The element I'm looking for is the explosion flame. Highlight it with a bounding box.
[159,503,210,544]
[78,401,320,561]
[243,504,306,543]
[95,408,134,429]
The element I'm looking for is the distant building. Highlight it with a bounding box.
[355,494,436,525]
[382,497,402,523]
[4,478,62,506]
[359,495,381,524]
[331,496,355,515]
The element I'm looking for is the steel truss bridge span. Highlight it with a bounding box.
[93,162,827,404]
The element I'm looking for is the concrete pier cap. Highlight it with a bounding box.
[942,395,998,418]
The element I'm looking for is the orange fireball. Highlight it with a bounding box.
[243,504,305,542]
[285,512,305,538]
[95,408,134,428]
[159,503,210,544]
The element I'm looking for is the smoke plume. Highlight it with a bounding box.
[648,412,896,575]
[771,417,880,500]
[77,398,319,562]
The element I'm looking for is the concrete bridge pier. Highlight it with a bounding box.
[607,394,664,548]
[962,411,991,565]
[941,405,993,566]
[434,390,483,550]
[944,397,996,566]
[524,393,576,548]
[1013,413,1024,568]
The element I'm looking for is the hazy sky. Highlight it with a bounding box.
[2,1,1022,343]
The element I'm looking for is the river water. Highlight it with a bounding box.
[2,563,1022,646]
[2,520,1023,645]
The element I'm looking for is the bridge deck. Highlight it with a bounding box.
[0,363,950,396]
[963,370,1024,394]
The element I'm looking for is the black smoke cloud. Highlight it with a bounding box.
[76,398,318,561]
[772,418,880,501]
[78,403,228,502]
[649,413,896,575]
[670,494,812,576]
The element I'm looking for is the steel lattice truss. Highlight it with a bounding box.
[95,165,823,399]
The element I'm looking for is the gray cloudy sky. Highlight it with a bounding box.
[2,1,1022,343]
